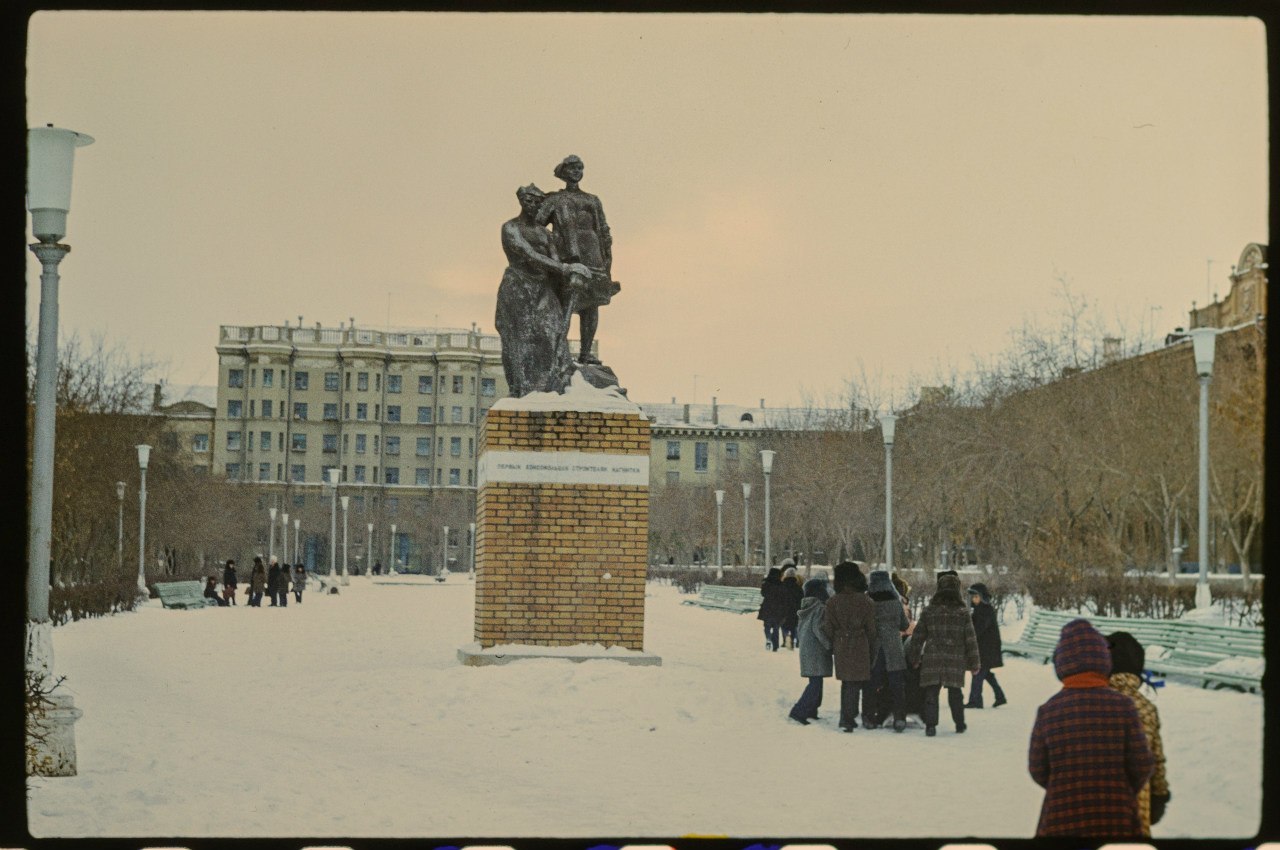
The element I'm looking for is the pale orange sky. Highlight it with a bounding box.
[25,12,1268,408]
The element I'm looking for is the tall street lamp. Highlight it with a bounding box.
[327,468,339,581]
[268,506,277,563]
[760,450,776,567]
[441,525,450,580]
[340,495,350,585]
[281,512,289,566]
[389,522,397,573]
[136,444,151,598]
[1189,328,1219,610]
[293,517,300,564]
[115,481,126,570]
[367,522,374,574]
[714,489,725,577]
[25,123,93,777]
[742,482,752,568]
[879,412,898,574]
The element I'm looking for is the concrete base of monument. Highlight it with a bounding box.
[456,641,662,667]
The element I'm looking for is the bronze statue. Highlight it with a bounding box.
[536,155,620,365]
[494,184,587,397]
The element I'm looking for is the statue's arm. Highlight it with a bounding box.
[503,221,568,277]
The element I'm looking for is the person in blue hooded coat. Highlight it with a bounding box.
[787,576,833,724]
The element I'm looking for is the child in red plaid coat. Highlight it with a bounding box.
[1029,617,1154,838]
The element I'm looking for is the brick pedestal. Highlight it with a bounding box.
[462,406,657,664]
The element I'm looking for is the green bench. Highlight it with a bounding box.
[682,584,761,614]
[154,580,218,610]
[1004,608,1263,692]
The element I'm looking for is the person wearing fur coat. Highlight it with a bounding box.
[1108,631,1170,836]
[905,572,980,736]
[820,561,878,732]
[865,569,910,731]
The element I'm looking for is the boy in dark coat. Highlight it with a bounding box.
[222,559,238,606]
[865,569,910,731]
[788,576,833,724]
[779,565,804,649]
[267,559,281,607]
[820,561,877,732]
[757,567,790,651]
[906,572,980,736]
[965,582,1007,708]
[1029,618,1154,838]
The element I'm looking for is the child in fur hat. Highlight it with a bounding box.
[1108,631,1170,836]
[965,582,1007,708]
[788,576,834,724]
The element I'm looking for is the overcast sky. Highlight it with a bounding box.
[25,12,1267,409]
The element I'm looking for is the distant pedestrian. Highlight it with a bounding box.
[965,582,1007,709]
[788,576,833,725]
[820,561,877,732]
[865,569,910,732]
[222,559,238,606]
[267,559,281,607]
[293,564,307,604]
[758,567,790,651]
[248,558,267,607]
[1029,618,1153,838]
[373,561,382,576]
[779,564,804,649]
[276,563,291,607]
[203,576,228,606]
[1107,631,1171,836]
[906,572,980,736]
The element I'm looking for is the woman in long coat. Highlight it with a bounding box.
[788,576,834,724]
[757,567,790,652]
[906,572,980,736]
[248,558,267,607]
[965,582,1007,708]
[865,569,910,731]
[820,561,877,732]
[1029,618,1153,838]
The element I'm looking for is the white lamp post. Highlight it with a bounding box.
[742,482,752,568]
[367,522,374,574]
[25,124,93,776]
[389,523,397,574]
[268,506,277,563]
[1189,327,1218,610]
[340,495,350,585]
[115,481,126,570]
[293,517,300,564]
[135,445,151,598]
[441,525,450,579]
[879,412,898,574]
[714,489,725,578]
[327,468,339,580]
[760,450,776,567]
[281,512,289,566]
[469,521,476,576]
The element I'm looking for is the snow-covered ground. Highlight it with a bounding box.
[28,577,1262,839]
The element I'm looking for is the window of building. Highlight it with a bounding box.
[667,470,680,485]
[384,467,400,485]
[449,468,461,486]
[373,466,379,483]
[436,468,442,486]
[247,431,254,452]
[228,400,243,418]
[375,404,380,420]
[353,465,367,483]
[193,465,208,476]
[469,407,475,423]
[292,493,305,508]
[291,433,307,452]
[481,378,496,397]
[386,405,401,423]
[193,434,209,453]
[387,374,402,394]
[417,406,433,424]
[258,462,271,481]
[343,433,349,453]
[355,434,367,454]
[249,400,255,417]
[323,403,338,421]
[451,406,463,423]
[226,463,241,478]
[415,467,431,486]
[375,373,381,392]
[416,437,431,457]
[469,376,476,393]
[373,436,381,454]
[228,369,244,388]
[294,371,309,390]
[325,371,340,392]
[450,437,462,457]
[250,369,256,388]
[467,469,474,486]
[290,464,306,482]
[260,432,271,452]
[386,436,400,455]
[386,496,398,514]
[277,463,283,480]
[419,375,433,393]
[356,403,368,421]
[724,442,739,461]
[262,369,274,388]
[357,372,369,391]
[321,465,337,483]
[468,437,474,457]
[344,403,350,420]
[323,434,338,453]
[437,436,444,455]
[695,442,709,472]
[345,371,351,391]
[452,375,463,394]
[293,402,308,421]
[666,441,681,460]
[262,399,273,418]
[227,431,242,451]
[278,432,284,452]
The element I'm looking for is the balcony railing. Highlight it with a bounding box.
[218,325,501,352]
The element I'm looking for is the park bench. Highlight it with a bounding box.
[154,580,218,610]
[682,584,761,614]
[1003,608,1263,692]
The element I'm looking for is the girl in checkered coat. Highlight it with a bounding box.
[1029,618,1154,838]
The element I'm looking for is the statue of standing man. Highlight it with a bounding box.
[536,155,620,365]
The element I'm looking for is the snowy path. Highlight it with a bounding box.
[27,579,1262,839]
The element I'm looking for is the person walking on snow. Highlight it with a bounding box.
[293,564,307,604]
[906,572,980,736]
[1107,631,1171,836]
[267,559,281,607]
[779,563,804,649]
[788,576,834,724]
[758,567,790,652]
[965,582,1007,708]
[222,559,238,606]
[248,558,267,607]
[820,561,877,732]
[276,562,291,607]
[1029,618,1154,838]
[865,569,910,732]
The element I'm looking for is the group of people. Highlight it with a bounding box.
[203,557,308,607]
[760,559,1171,838]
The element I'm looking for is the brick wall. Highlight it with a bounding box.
[475,409,650,650]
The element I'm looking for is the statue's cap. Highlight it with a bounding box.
[516,183,545,200]
[554,155,583,180]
